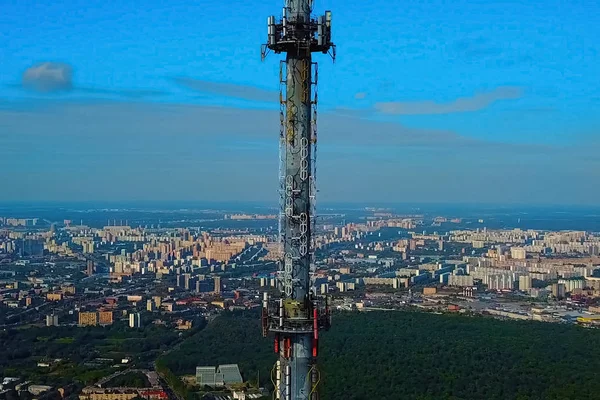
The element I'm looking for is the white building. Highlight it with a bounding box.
[129,313,141,328]
[447,275,474,287]
[46,314,59,327]
[511,247,527,260]
[558,278,585,293]
[519,275,532,291]
[486,274,514,291]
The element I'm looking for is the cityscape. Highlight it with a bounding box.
[2,205,600,399]
[2,0,600,399]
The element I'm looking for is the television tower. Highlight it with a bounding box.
[261,1,335,400]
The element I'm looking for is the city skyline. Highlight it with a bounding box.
[1,0,599,204]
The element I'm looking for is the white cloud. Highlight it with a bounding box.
[175,77,277,102]
[375,86,523,115]
[22,62,73,93]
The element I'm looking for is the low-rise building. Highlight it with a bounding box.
[98,311,113,325]
[79,311,98,326]
[47,293,63,301]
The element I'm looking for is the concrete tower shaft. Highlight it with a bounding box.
[284,55,312,302]
[261,2,335,400]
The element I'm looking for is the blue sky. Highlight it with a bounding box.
[0,0,599,204]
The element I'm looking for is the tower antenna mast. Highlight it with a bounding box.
[261,1,335,400]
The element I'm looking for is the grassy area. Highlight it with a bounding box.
[55,337,75,344]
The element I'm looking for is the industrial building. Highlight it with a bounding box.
[195,364,243,388]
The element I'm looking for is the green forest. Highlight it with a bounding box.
[160,310,600,400]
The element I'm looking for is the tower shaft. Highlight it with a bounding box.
[284,54,312,302]
[262,2,335,400]
[282,33,313,400]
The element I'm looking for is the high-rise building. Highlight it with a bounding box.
[448,275,475,287]
[19,238,44,257]
[129,313,141,328]
[86,260,95,276]
[487,274,514,291]
[83,241,95,254]
[519,275,532,291]
[552,283,566,299]
[214,276,221,294]
[511,247,527,260]
[79,311,98,326]
[559,278,585,293]
[147,299,155,312]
